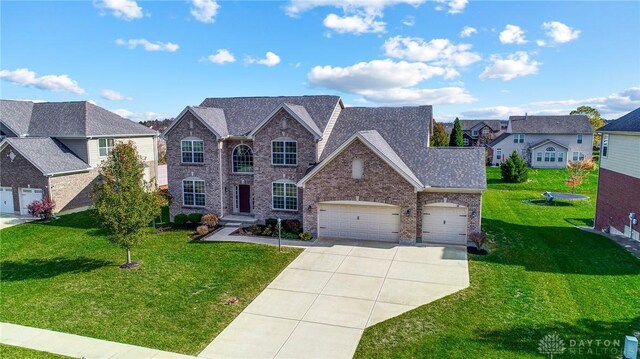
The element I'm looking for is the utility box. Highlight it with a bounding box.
[624,336,638,359]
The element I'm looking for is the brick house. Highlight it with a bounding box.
[163,96,486,245]
[488,115,594,168]
[594,107,640,240]
[0,100,158,214]
[458,119,506,147]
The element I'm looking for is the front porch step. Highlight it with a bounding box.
[219,215,258,226]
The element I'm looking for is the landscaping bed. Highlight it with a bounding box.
[230,218,313,241]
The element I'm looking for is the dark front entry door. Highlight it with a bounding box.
[239,185,251,213]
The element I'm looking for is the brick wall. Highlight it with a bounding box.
[49,169,99,211]
[0,145,49,212]
[595,167,640,233]
[417,192,482,238]
[253,109,317,223]
[165,111,221,219]
[302,138,418,241]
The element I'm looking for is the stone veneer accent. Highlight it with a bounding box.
[417,192,482,238]
[595,167,640,234]
[252,109,317,223]
[49,169,100,211]
[166,111,221,218]
[302,138,418,242]
[0,145,48,212]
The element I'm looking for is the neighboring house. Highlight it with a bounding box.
[163,96,486,245]
[0,100,158,215]
[488,115,594,168]
[459,119,506,147]
[594,107,640,240]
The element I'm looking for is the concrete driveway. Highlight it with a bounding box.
[199,238,469,359]
[0,213,35,230]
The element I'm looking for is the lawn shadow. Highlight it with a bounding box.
[474,317,640,357]
[1,257,114,282]
[565,218,594,227]
[480,218,640,275]
[524,199,574,207]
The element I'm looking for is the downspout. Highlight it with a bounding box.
[153,134,159,188]
[218,140,224,217]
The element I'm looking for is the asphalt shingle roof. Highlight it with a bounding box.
[460,119,502,132]
[0,100,157,137]
[284,103,322,137]
[189,106,229,137]
[199,95,341,136]
[357,130,421,187]
[416,148,487,189]
[3,137,90,175]
[599,107,640,132]
[509,115,593,134]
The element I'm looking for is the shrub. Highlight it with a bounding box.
[299,231,313,241]
[265,218,278,228]
[500,151,529,183]
[158,188,173,206]
[284,219,302,234]
[280,231,299,239]
[568,159,596,171]
[174,213,188,225]
[196,225,209,236]
[201,213,219,228]
[188,213,203,224]
[262,225,274,236]
[247,224,262,235]
[469,232,487,249]
[27,198,56,219]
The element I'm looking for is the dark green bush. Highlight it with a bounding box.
[299,231,313,241]
[188,213,203,224]
[174,213,188,226]
[265,218,278,228]
[284,219,302,234]
[500,150,529,183]
[280,231,300,239]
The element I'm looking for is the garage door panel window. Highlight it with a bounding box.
[183,179,205,207]
[272,181,297,211]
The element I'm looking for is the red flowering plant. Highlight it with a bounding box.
[27,198,56,219]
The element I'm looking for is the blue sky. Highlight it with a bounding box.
[1,0,639,122]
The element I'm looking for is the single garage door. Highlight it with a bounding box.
[318,202,401,242]
[422,205,468,245]
[20,188,43,215]
[1,187,14,213]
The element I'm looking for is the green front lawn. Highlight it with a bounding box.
[0,344,68,359]
[0,212,301,355]
[356,167,640,358]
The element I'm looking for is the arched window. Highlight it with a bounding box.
[546,146,556,152]
[232,144,253,173]
[352,158,363,179]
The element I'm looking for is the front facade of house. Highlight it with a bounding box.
[164,96,487,245]
[488,115,594,168]
[459,120,505,147]
[595,107,640,240]
[0,100,158,214]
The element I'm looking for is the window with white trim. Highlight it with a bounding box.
[536,152,543,162]
[272,181,297,211]
[272,139,297,165]
[513,134,525,143]
[181,139,204,163]
[557,152,564,163]
[232,144,253,173]
[602,134,609,157]
[352,158,363,179]
[572,151,585,161]
[577,134,583,144]
[496,148,502,161]
[98,138,114,157]
[182,179,205,207]
[463,138,470,146]
[471,130,478,137]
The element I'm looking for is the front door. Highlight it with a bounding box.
[238,185,251,213]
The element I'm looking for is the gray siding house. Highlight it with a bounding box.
[488,115,594,168]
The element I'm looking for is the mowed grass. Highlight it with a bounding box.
[0,212,301,355]
[0,344,68,359]
[356,167,640,358]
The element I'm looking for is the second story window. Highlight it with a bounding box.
[513,134,525,143]
[232,144,254,173]
[98,138,114,157]
[602,134,609,157]
[471,130,478,137]
[181,139,204,163]
[352,158,363,179]
[272,139,297,166]
[577,134,583,144]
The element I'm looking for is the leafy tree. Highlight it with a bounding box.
[430,122,449,147]
[570,106,605,146]
[565,159,595,193]
[449,117,464,147]
[500,150,529,183]
[93,141,162,268]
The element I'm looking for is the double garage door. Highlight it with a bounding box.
[1,187,44,215]
[318,202,400,242]
[0,187,14,213]
[422,206,468,245]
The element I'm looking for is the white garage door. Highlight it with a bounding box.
[422,206,468,245]
[1,187,14,213]
[318,202,401,242]
[20,188,43,215]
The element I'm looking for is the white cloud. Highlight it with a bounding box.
[100,89,133,101]
[190,0,219,23]
[536,39,547,47]
[94,0,143,20]
[206,49,236,64]
[434,0,468,14]
[357,87,476,105]
[115,38,179,52]
[112,108,165,122]
[323,13,385,34]
[479,51,541,81]
[461,105,524,118]
[541,21,580,44]
[0,68,85,95]
[499,24,527,44]
[459,26,477,38]
[383,36,481,67]
[246,52,281,67]
[402,15,415,26]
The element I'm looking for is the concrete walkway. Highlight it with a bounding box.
[0,322,195,359]
[198,238,469,359]
[202,225,317,249]
[0,213,35,229]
